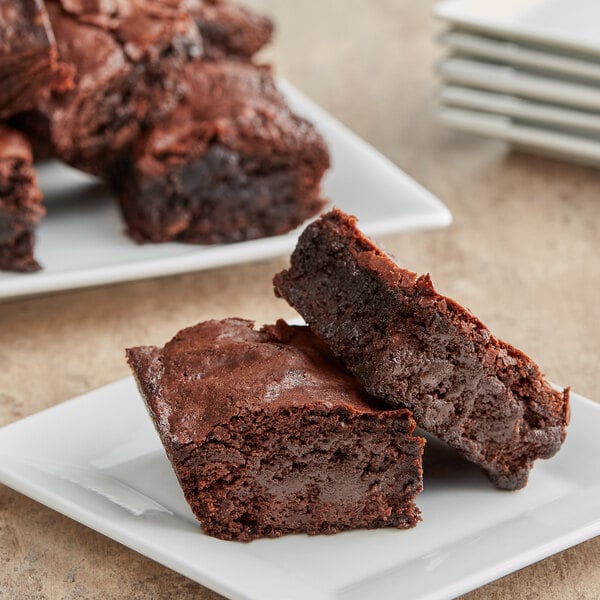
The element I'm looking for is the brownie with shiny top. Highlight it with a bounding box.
[18,0,203,176]
[0,0,73,120]
[114,60,329,244]
[0,126,45,272]
[274,209,570,490]
[127,319,424,541]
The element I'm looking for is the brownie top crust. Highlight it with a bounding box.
[183,0,273,59]
[23,0,202,173]
[0,0,73,118]
[274,209,570,489]
[48,0,202,63]
[131,60,330,179]
[0,0,55,53]
[0,126,34,163]
[127,319,400,447]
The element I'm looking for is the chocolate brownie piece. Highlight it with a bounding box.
[274,209,570,490]
[185,0,273,60]
[19,0,202,176]
[127,319,424,541]
[113,60,329,244]
[0,0,72,119]
[0,126,45,272]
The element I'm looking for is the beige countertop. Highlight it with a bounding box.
[1,1,599,598]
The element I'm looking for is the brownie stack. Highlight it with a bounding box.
[127,211,570,542]
[0,0,330,271]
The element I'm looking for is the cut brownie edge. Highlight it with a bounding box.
[127,318,424,541]
[274,209,569,490]
[180,404,422,541]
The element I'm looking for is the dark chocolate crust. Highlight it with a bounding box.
[0,126,45,272]
[186,0,273,60]
[274,209,570,490]
[127,319,424,541]
[114,60,329,244]
[0,0,73,119]
[19,0,202,176]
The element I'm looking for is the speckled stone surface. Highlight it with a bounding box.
[0,0,599,598]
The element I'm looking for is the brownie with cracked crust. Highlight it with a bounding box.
[0,0,73,120]
[18,0,203,176]
[274,209,570,490]
[185,0,273,60]
[113,60,329,244]
[127,318,424,541]
[0,126,45,272]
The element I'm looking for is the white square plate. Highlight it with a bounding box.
[0,80,451,301]
[438,57,600,112]
[440,29,600,83]
[0,377,598,600]
[437,104,600,166]
[440,86,600,136]
[436,0,600,57]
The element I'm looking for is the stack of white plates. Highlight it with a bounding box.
[435,0,600,165]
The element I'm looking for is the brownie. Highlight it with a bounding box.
[274,209,570,490]
[0,126,45,272]
[113,60,329,244]
[185,0,274,60]
[0,0,73,120]
[18,0,203,176]
[127,319,424,541]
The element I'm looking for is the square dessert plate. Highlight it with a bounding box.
[435,0,600,57]
[440,29,600,83]
[437,105,600,166]
[438,57,600,112]
[440,86,600,136]
[0,377,598,600]
[0,80,451,302]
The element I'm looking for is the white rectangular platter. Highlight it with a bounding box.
[0,80,451,301]
[0,377,598,600]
